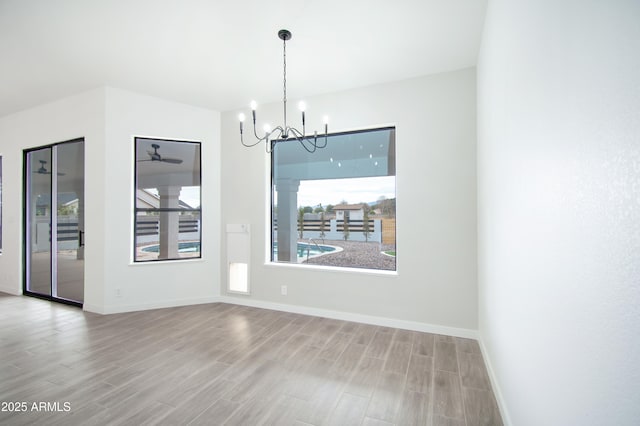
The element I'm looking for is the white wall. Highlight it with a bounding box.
[221,69,478,334]
[98,87,221,313]
[0,87,221,313]
[0,89,106,302]
[477,1,640,425]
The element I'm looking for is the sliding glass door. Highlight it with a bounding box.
[26,147,53,297]
[25,139,85,305]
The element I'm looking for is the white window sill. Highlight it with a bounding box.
[264,261,398,277]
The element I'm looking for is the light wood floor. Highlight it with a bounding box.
[0,293,502,426]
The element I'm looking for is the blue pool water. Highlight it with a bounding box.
[142,241,200,253]
[142,241,334,258]
[273,242,336,258]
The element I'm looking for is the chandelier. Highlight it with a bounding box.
[238,29,328,153]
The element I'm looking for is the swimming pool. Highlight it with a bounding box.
[141,241,337,260]
[141,241,200,253]
[273,242,340,261]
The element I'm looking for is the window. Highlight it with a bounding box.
[134,137,201,262]
[271,127,396,271]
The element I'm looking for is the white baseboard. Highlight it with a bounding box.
[217,295,478,339]
[0,286,21,296]
[6,289,478,341]
[478,336,512,426]
[82,303,105,314]
[86,296,220,315]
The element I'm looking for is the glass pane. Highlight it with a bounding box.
[135,138,201,208]
[134,138,201,262]
[26,148,52,296]
[55,141,84,303]
[135,210,201,261]
[272,128,396,271]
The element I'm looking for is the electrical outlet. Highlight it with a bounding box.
[116,288,122,298]
[281,285,287,296]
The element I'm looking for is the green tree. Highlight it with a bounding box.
[387,198,396,217]
[303,206,313,214]
[58,204,76,216]
[313,204,324,214]
[325,204,334,214]
[377,196,396,218]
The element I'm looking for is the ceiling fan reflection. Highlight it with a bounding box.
[34,160,65,176]
[138,143,183,164]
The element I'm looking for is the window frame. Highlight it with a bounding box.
[133,137,202,263]
[269,126,397,273]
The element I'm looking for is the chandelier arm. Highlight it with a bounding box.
[266,127,285,153]
[267,126,285,146]
[300,129,327,151]
[271,126,285,140]
[290,126,318,142]
[240,135,263,148]
[252,120,263,141]
[289,126,307,140]
[246,125,285,147]
[298,137,318,153]
[253,122,274,142]
[289,127,320,153]
[315,131,328,149]
[241,125,265,147]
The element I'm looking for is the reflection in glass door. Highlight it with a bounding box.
[25,139,84,305]
[26,147,52,297]
[56,141,85,303]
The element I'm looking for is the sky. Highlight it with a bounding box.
[296,176,396,208]
[147,187,201,208]
[180,187,201,208]
[149,176,395,210]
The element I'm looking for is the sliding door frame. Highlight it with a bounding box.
[23,138,84,307]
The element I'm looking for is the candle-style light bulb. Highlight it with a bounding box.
[299,101,306,127]
[250,101,257,123]
[263,123,271,133]
[239,113,245,133]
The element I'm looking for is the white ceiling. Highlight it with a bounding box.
[0,0,487,118]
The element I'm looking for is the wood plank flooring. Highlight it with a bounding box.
[0,293,502,425]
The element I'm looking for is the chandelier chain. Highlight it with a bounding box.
[283,37,287,130]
